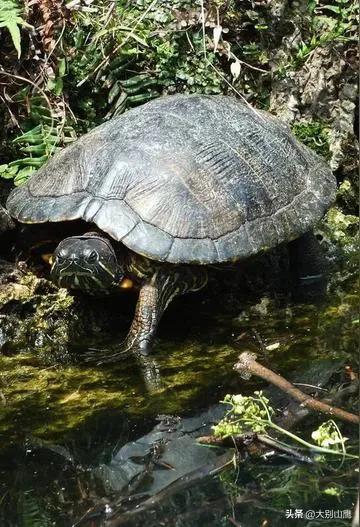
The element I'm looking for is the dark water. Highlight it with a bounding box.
[0,269,358,527]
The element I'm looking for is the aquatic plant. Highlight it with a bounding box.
[213,391,358,460]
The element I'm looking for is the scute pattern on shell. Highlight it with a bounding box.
[6,95,336,264]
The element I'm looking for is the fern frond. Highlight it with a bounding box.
[18,490,53,527]
[0,94,77,186]
[4,122,76,186]
[0,0,32,58]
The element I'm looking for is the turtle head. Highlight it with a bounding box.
[50,234,123,294]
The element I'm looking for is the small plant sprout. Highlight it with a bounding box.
[312,420,348,452]
[213,392,358,461]
[212,391,274,437]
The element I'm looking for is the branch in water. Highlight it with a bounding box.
[197,433,313,464]
[234,352,359,425]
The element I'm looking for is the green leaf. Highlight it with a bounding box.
[108,81,122,104]
[0,0,32,58]
[12,125,42,142]
[6,115,76,184]
[58,58,66,77]
[0,165,18,179]
[321,5,341,14]
[14,167,36,186]
[6,19,21,57]
[9,155,49,167]
[128,32,148,48]
[54,78,64,96]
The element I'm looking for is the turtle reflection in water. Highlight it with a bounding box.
[6,95,336,365]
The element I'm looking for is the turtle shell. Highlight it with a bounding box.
[6,95,336,264]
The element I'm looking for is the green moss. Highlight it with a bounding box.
[337,177,359,215]
[0,353,145,440]
[0,264,357,446]
[0,271,76,356]
[0,337,240,442]
[319,207,359,263]
[292,121,331,159]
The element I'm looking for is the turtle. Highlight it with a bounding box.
[6,94,336,362]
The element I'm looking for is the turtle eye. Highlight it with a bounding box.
[87,250,98,263]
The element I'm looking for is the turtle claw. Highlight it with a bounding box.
[83,344,133,364]
[83,336,152,364]
[82,341,163,392]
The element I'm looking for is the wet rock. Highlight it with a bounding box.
[329,81,357,172]
[270,34,358,195]
[0,264,75,356]
[0,254,136,359]
[95,405,227,496]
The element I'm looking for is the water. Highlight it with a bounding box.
[0,266,358,527]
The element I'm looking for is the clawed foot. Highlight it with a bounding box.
[83,341,136,365]
[83,339,163,392]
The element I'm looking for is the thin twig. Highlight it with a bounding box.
[77,0,158,87]
[197,433,313,464]
[235,57,268,74]
[223,46,269,74]
[200,0,207,59]
[228,517,242,527]
[0,69,55,136]
[293,383,328,392]
[40,23,66,74]
[105,452,233,526]
[234,352,359,425]
[206,61,266,120]
[0,93,19,128]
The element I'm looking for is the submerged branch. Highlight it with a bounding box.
[234,352,359,425]
[105,452,234,526]
[197,432,313,464]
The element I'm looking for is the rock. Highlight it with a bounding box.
[94,405,227,496]
[270,39,357,180]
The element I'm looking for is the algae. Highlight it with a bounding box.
[0,263,357,445]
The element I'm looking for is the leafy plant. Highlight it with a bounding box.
[18,489,53,527]
[47,58,67,97]
[0,0,32,58]
[292,0,357,69]
[0,123,76,186]
[292,121,331,159]
[0,94,76,186]
[312,420,348,451]
[66,0,227,122]
[313,0,358,42]
[213,391,358,460]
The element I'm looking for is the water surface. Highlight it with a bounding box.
[0,268,358,526]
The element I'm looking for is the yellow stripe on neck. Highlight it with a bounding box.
[41,253,54,265]
[119,278,134,289]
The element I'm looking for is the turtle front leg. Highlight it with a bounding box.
[124,276,172,355]
[94,266,208,363]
